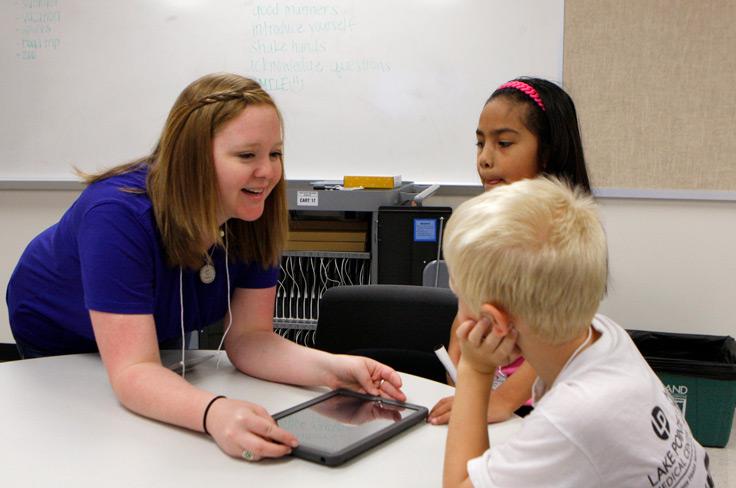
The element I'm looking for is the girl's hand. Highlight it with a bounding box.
[325,355,406,402]
[206,397,299,461]
[428,394,454,424]
[456,317,518,375]
[428,394,516,425]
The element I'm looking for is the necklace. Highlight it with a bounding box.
[199,247,216,284]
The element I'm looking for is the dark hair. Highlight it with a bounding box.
[488,77,592,193]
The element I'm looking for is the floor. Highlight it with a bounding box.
[706,411,735,487]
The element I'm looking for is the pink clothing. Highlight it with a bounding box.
[499,356,525,377]
[493,357,533,406]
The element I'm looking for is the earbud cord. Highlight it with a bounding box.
[216,222,232,368]
[179,224,232,375]
[179,266,186,377]
[564,325,594,370]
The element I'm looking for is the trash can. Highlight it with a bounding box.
[628,330,736,448]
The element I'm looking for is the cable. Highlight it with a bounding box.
[179,267,186,377]
[216,223,232,368]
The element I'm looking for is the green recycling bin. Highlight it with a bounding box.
[628,330,736,448]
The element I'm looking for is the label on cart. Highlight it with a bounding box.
[297,191,319,207]
[413,218,437,242]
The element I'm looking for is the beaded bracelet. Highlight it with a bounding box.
[203,395,226,435]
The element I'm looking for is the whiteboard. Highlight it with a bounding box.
[0,0,563,184]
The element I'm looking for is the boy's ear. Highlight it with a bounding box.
[479,303,513,336]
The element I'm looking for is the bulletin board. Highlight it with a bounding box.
[563,0,736,199]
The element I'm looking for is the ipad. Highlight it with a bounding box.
[273,389,428,466]
[162,352,215,373]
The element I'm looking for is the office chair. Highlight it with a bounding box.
[0,343,21,362]
[315,284,457,383]
[422,260,449,288]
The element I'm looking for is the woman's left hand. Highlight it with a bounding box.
[326,355,406,402]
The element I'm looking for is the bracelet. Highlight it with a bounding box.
[203,395,226,436]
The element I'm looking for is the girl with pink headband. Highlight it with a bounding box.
[429,77,592,425]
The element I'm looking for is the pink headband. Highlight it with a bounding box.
[497,81,546,112]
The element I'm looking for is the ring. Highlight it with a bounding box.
[242,449,255,461]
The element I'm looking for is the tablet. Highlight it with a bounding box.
[162,352,215,373]
[273,389,428,466]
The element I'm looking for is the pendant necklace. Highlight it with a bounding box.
[199,247,216,284]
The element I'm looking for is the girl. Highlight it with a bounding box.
[428,77,592,424]
[6,73,405,461]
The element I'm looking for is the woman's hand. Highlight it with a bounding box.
[206,397,299,462]
[325,355,406,402]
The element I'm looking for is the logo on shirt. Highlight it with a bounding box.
[651,406,670,440]
[646,411,702,487]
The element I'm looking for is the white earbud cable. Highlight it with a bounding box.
[179,267,186,377]
[178,224,232,375]
[216,223,232,368]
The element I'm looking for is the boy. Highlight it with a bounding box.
[442,177,712,487]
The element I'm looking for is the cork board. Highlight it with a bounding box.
[564,0,736,195]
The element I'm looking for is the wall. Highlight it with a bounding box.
[1,189,79,343]
[596,197,735,335]
[427,193,736,337]
[2,189,734,343]
[2,1,734,344]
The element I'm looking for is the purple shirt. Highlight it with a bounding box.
[7,166,278,355]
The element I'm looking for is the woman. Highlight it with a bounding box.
[6,73,404,461]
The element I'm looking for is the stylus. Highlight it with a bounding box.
[434,345,457,384]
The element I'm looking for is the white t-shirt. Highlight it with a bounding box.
[467,314,713,488]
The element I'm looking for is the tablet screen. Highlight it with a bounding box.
[274,389,427,465]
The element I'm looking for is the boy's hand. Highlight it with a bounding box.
[456,317,518,375]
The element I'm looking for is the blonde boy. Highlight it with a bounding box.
[442,177,712,488]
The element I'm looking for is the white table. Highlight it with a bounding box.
[0,351,522,487]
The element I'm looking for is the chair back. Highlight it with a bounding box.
[422,260,449,288]
[315,284,457,382]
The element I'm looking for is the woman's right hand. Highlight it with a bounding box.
[206,397,299,461]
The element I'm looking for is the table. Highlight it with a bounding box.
[0,351,522,487]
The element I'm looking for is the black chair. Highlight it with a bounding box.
[315,284,457,383]
[422,259,449,288]
[0,343,21,362]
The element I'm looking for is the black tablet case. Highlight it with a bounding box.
[273,389,428,466]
